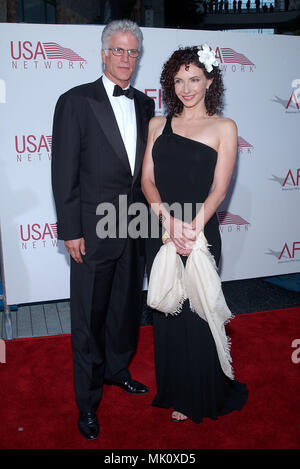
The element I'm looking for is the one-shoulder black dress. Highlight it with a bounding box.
[146,116,248,423]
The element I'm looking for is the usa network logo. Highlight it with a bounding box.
[20,222,58,250]
[10,41,87,70]
[218,211,251,233]
[266,241,300,264]
[238,136,254,155]
[15,134,52,163]
[215,47,255,73]
[269,168,300,191]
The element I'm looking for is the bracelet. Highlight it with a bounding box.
[158,213,166,226]
[161,230,170,244]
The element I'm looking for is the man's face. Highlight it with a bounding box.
[102,31,139,87]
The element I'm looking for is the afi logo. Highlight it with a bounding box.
[286,79,300,110]
[145,88,162,112]
[282,169,300,187]
[15,135,52,154]
[20,223,57,242]
[279,241,300,260]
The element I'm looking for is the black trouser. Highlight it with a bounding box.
[70,237,144,413]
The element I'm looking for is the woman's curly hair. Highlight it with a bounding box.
[160,46,225,116]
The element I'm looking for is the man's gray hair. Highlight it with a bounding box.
[101,19,143,52]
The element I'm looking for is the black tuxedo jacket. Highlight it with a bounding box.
[51,77,155,259]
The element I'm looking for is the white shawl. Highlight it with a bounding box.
[147,231,234,380]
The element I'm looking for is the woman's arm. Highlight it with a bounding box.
[191,118,238,238]
[141,117,165,217]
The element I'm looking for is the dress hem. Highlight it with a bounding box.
[151,390,249,424]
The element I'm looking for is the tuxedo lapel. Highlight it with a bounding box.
[87,78,131,175]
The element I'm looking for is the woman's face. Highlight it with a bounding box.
[173,63,212,109]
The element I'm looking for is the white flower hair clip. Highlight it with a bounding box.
[197,44,219,73]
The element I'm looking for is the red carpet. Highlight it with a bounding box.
[0,307,299,449]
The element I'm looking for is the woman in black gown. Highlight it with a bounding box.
[141,45,248,423]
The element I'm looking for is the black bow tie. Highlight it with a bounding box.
[113,84,134,99]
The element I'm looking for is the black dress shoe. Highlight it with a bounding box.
[78,412,100,440]
[105,377,149,394]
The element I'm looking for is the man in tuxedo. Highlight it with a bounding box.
[51,20,155,440]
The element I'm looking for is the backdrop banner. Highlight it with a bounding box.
[0,23,299,305]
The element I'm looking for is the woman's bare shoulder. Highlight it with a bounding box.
[149,115,166,129]
[215,116,237,134]
[149,115,167,140]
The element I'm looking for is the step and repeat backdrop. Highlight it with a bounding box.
[0,23,299,305]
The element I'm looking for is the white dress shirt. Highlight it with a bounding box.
[102,74,137,176]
